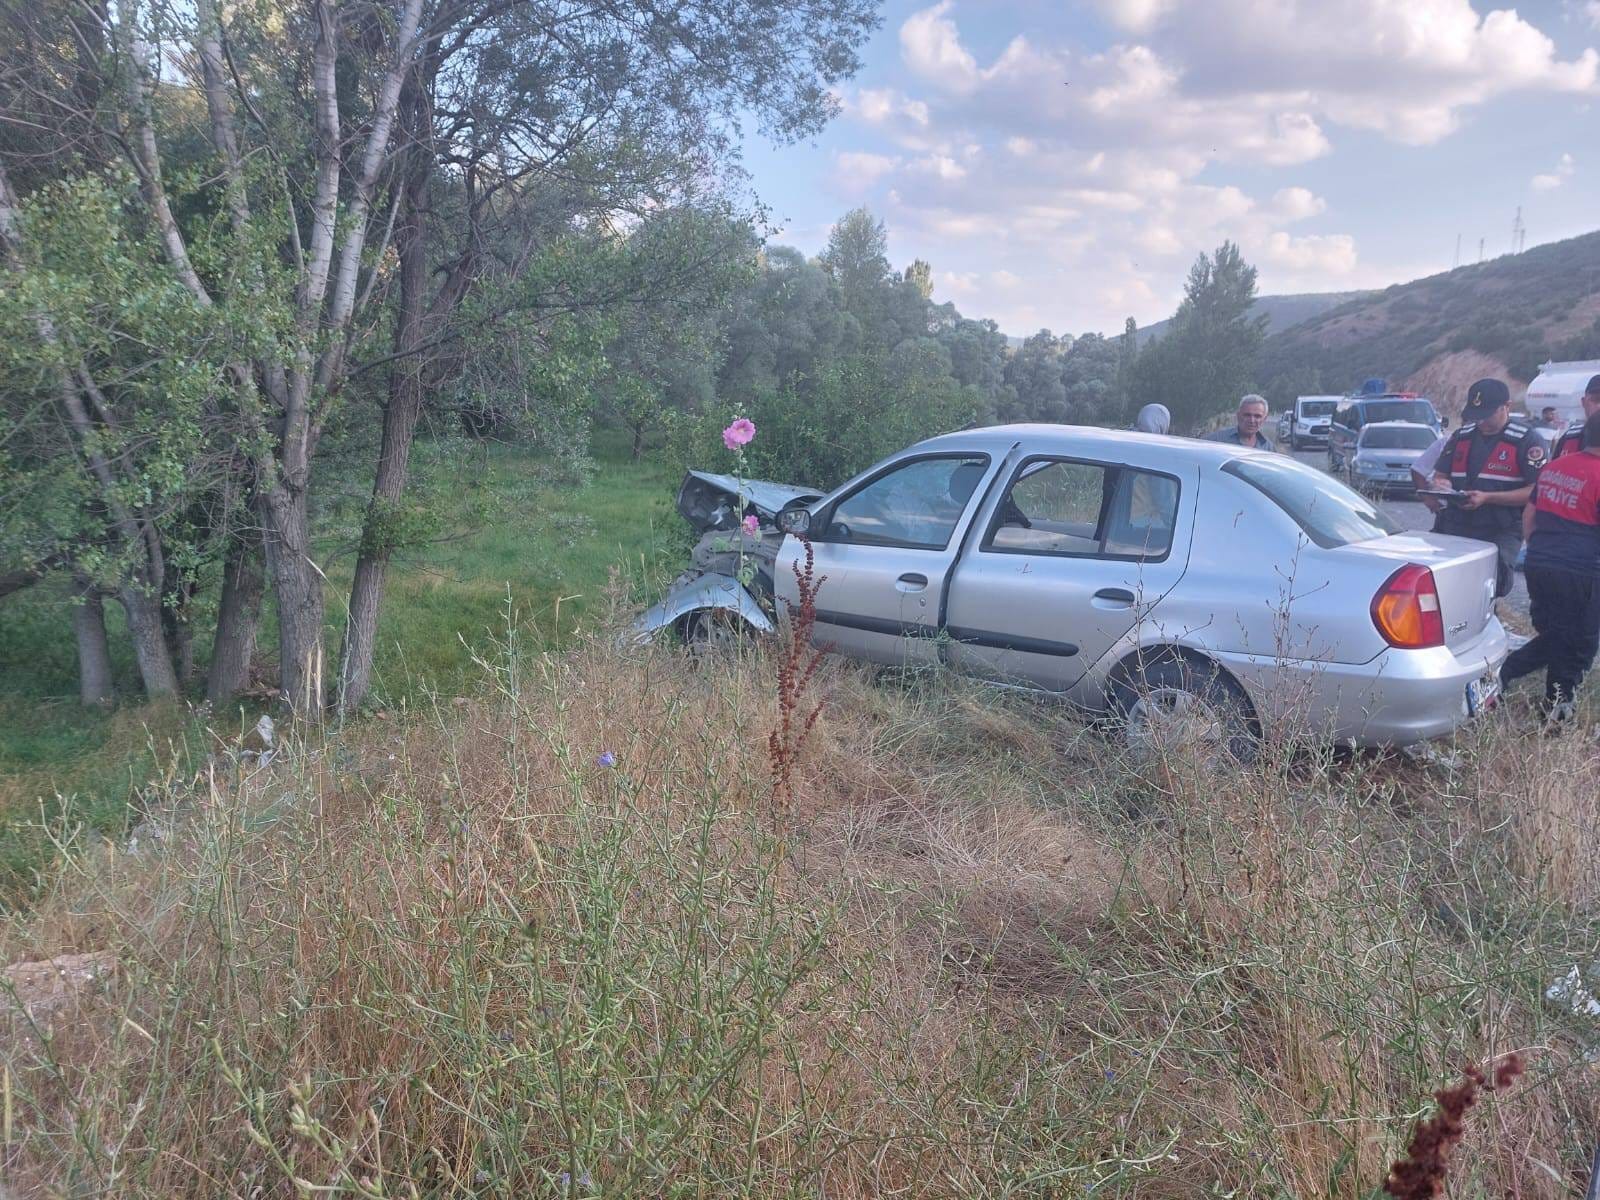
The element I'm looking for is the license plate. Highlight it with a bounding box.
[1466,673,1500,716]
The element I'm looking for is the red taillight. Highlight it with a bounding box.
[1371,564,1445,649]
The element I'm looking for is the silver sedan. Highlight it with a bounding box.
[638,425,1508,753]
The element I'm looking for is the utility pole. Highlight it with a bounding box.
[1453,234,1461,269]
[1478,237,1485,263]
[1512,206,1526,255]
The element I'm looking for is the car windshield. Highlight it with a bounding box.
[1359,426,1436,450]
[1362,400,1433,425]
[1223,455,1400,548]
[1299,401,1337,417]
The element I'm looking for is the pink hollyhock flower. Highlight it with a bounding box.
[742,514,760,534]
[722,418,756,450]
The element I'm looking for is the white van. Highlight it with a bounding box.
[1288,395,1342,450]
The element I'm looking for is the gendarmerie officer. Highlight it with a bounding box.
[1499,410,1600,723]
[1430,378,1544,597]
[1549,374,1600,461]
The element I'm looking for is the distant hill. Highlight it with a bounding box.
[1256,230,1600,416]
[1138,290,1370,346]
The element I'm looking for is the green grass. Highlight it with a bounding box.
[0,434,692,899]
[317,436,687,705]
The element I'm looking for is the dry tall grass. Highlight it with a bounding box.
[2,623,1598,1197]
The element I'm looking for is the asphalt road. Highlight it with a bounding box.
[1286,441,1532,627]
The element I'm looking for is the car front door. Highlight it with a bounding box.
[942,456,1195,692]
[775,451,999,667]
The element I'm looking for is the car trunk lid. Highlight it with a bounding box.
[1333,531,1498,652]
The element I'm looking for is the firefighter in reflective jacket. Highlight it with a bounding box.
[1523,375,1600,551]
[1430,378,1544,597]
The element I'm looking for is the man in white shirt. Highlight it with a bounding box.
[1411,431,1451,513]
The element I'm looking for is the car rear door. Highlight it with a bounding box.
[942,455,1196,692]
[775,451,1000,667]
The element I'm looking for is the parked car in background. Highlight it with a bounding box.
[1288,395,1342,450]
[1328,394,1442,471]
[637,425,1508,756]
[1341,421,1439,495]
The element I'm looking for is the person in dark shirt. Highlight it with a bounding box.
[1549,374,1600,461]
[1499,410,1600,723]
[1430,378,1544,597]
[1204,394,1275,450]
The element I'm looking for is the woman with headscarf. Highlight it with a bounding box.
[1126,403,1175,551]
[1133,403,1171,435]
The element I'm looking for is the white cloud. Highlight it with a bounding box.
[1588,1,1600,31]
[1531,151,1576,190]
[1262,232,1358,273]
[916,153,968,181]
[938,269,980,295]
[851,88,930,127]
[828,2,1596,332]
[1271,187,1327,222]
[1092,0,1176,33]
[900,2,981,91]
[832,151,900,191]
[1116,0,1599,145]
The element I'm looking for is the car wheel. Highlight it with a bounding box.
[1107,654,1258,766]
[1290,435,1300,451]
[681,608,757,658]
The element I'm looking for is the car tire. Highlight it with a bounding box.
[681,608,758,657]
[1290,435,1300,451]
[1106,654,1258,766]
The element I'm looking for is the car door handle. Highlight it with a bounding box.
[896,573,929,592]
[1093,587,1136,605]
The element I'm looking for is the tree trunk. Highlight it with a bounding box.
[336,148,429,717]
[261,483,325,713]
[631,419,645,461]
[118,584,179,697]
[163,578,197,684]
[207,536,262,705]
[73,578,114,706]
[0,566,44,600]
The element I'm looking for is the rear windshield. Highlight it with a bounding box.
[1360,426,1437,450]
[1361,400,1434,425]
[1298,400,1337,417]
[1222,455,1400,549]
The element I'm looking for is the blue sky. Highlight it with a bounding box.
[739,0,1599,337]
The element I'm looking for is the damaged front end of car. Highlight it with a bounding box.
[630,470,821,647]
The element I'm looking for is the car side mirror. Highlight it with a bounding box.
[777,507,812,536]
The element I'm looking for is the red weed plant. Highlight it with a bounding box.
[1383,1054,1524,1199]
[767,536,826,822]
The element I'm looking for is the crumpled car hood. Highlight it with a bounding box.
[675,470,822,533]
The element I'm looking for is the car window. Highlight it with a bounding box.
[1223,455,1400,549]
[986,459,1178,560]
[825,455,988,549]
[1362,400,1433,425]
[1359,426,1436,450]
[1300,400,1337,417]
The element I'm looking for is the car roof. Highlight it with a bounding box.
[906,422,1258,465]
